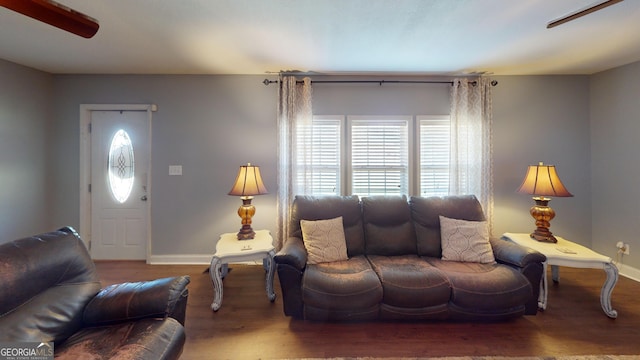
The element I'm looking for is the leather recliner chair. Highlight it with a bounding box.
[0,226,190,360]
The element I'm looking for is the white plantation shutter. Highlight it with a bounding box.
[296,115,452,198]
[350,118,409,196]
[419,116,450,196]
[297,117,341,195]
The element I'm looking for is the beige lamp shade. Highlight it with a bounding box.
[517,162,573,198]
[228,163,268,197]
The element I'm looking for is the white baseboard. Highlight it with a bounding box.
[616,262,640,282]
[148,254,210,265]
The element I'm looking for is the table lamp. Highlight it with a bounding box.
[228,163,268,240]
[517,162,573,243]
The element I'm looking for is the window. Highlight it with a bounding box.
[297,117,341,195]
[418,116,450,196]
[350,117,409,197]
[299,115,450,197]
[108,129,135,203]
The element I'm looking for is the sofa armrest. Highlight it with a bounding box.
[274,236,307,318]
[83,276,190,327]
[491,237,546,315]
[490,237,546,268]
[274,236,307,271]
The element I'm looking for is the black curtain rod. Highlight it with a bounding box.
[262,79,498,86]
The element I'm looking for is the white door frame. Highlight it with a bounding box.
[79,104,156,260]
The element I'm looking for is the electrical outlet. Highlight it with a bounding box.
[169,165,182,176]
[616,241,630,255]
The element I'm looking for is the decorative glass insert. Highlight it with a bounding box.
[108,129,135,203]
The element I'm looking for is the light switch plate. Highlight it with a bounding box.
[169,165,182,176]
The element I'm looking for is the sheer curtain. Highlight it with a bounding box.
[449,78,494,234]
[276,75,312,250]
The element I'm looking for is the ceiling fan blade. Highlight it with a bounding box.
[0,0,99,38]
[547,0,623,29]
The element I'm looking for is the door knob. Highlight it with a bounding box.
[140,195,148,201]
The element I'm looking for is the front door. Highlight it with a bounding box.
[90,110,149,260]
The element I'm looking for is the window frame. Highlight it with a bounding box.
[416,115,451,197]
[306,114,450,197]
[299,115,344,195]
[347,116,413,197]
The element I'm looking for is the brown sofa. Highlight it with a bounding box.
[275,195,546,321]
[0,227,189,359]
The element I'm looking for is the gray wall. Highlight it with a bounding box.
[312,76,592,247]
[4,56,639,271]
[51,75,278,256]
[48,73,593,260]
[492,76,591,246]
[590,61,640,267]
[0,59,53,240]
[312,79,450,115]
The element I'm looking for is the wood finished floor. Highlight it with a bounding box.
[94,261,640,359]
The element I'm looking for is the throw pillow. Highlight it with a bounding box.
[439,215,495,264]
[301,216,348,265]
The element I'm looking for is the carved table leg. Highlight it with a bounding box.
[265,250,276,302]
[210,256,224,311]
[601,262,619,319]
[551,264,560,283]
[539,262,548,310]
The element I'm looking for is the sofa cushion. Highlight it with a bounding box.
[367,255,450,308]
[439,216,495,264]
[291,195,366,256]
[362,196,416,256]
[302,255,382,320]
[410,195,486,258]
[300,217,348,264]
[425,258,532,311]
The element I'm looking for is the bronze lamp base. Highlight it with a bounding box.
[529,197,558,243]
[236,197,256,240]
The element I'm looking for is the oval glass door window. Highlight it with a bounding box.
[108,129,135,203]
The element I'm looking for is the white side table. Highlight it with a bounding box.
[502,232,618,318]
[209,229,276,311]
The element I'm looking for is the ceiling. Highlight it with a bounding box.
[1,0,639,76]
